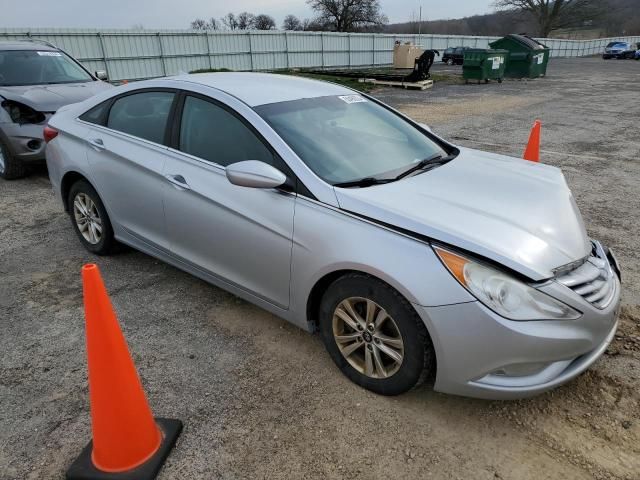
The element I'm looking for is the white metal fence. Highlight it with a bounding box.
[1,28,638,82]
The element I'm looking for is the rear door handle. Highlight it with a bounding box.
[165,174,191,190]
[88,138,105,150]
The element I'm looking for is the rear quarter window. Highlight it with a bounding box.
[79,100,111,126]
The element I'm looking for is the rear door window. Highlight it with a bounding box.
[106,91,175,144]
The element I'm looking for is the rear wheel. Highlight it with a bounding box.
[0,139,27,180]
[319,274,435,396]
[68,180,116,255]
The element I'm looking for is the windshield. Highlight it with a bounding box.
[0,50,93,86]
[606,42,626,48]
[255,95,448,185]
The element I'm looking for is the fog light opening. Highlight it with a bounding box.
[26,139,41,151]
[492,362,549,378]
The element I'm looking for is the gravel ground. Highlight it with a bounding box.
[1,58,639,480]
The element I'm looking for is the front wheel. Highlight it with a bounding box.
[0,139,27,180]
[319,274,435,396]
[68,180,117,255]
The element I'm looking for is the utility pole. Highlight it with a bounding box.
[418,6,422,35]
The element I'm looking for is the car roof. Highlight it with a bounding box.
[169,72,355,107]
[0,40,57,51]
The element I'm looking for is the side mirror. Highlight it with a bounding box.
[226,160,287,189]
[95,70,108,81]
[418,122,432,132]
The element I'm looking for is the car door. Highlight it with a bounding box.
[162,92,295,309]
[82,89,177,250]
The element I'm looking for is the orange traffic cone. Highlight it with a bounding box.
[66,264,182,480]
[523,119,541,162]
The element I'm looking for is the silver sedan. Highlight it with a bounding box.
[45,73,621,399]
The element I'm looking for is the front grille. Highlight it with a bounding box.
[556,242,616,309]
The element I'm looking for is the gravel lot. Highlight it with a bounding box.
[1,58,639,480]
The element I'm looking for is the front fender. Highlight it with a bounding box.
[289,197,474,329]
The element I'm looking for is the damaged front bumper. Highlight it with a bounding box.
[415,240,621,400]
[0,114,52,163]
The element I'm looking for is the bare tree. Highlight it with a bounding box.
[307,0,387,32]
[191,18,209,30]
[282,14,303,31]
[236,12,256,30]
[254,14,276,30]
[191,18,219,30]
[221,13,238,30]
[302,18,330,31]
[494,0,602,37]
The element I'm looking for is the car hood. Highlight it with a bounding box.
[334,147,591,281]
[0,81,113,112]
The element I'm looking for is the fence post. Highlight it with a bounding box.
[284,31,290,70]
[157,32,166,76]
[321,32,325,68]
[248,31,254,71]
[96,32,111,81]
[371,34,375,66]
[205,32,212,69]
[348,34,351,68]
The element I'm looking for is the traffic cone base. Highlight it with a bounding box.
[66,418,182,480]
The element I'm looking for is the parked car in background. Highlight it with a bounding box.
[602,41,636,59]
[442,47,469,65]
[0,40,112,179]
[46,73,620,399]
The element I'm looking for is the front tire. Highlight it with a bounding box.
[319,274,435,396]
[0,138,27,180]
[68,180,116,255]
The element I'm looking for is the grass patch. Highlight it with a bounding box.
[282,71,376,92]
[189,68,232,74]
[188,68,375,92]
[187,68,462,90]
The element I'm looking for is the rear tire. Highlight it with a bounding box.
[319,273,435,396]
[0,139,27,180]
[68,180,116,255]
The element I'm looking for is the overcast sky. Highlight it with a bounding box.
[3,0,495,29]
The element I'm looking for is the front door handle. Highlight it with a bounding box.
[88,138,105,150]
[165,174,190,190]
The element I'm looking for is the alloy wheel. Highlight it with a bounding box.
[73,193,103,244]
[0,145,5,174]
[332,297,404,379]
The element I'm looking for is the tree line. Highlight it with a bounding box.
[190,0,640,37]
[191,0,387,33]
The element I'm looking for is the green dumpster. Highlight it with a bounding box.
[462,49,509,84]
[489,34,550,78]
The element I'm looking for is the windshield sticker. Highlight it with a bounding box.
[338,95,367,104]
[37,51,62,56]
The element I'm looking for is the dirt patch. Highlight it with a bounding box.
[608,306,640,355]
[397,95,540,125]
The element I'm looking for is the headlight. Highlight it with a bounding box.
[434,246,581,321]
[1,100,46,125]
